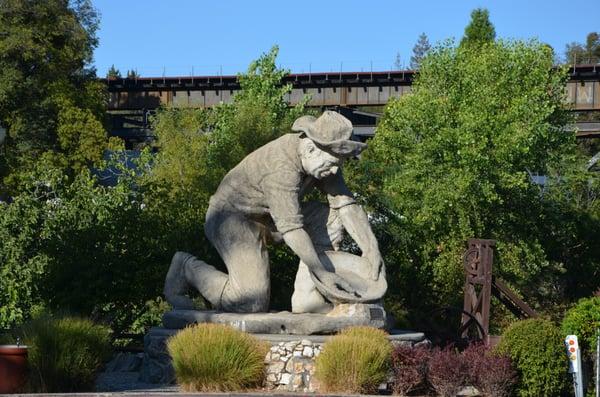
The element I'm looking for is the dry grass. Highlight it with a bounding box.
[20,315,111,393]
[315,326,392,394]
[167,323,268,392]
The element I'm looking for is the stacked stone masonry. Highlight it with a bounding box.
[264,339,321,392]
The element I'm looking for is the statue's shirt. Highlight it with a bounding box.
[210,133,355,234]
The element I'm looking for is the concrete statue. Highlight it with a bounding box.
[164,111,386,314]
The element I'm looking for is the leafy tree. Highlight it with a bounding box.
[410,33,431,70]
[106,65,122,78]
[0,0,114,193]
[461,8,496,47]
[565,32,600,64]
[354,39,587,326]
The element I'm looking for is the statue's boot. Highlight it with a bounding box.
[164,251,228,310]
[164,252,196,309]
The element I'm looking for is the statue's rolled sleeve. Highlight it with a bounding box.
[262,171,304,234]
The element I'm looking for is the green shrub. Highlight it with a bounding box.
[20,315,112,392]
[315,326,392,394]
[167,323,267,391]
[496,318,568,397]
[562,296,600,356]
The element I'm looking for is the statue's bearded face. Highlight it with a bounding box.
[300,139,343,179]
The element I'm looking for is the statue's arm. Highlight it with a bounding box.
[320,170,384,281]
[283,228,354,293]
[339,203,383,281]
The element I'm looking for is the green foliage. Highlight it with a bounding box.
[126,69,139,79]
[461,8,496,47]
[0,46,308,333]
[107,64,122,78]
[496,318,568,397]
[0,157,166,333]
[0,0,114,192]
[167,323,267,391]
[315,326,392,394]
[0,189,48,329]
[565,32,600,64]
[562,296,600,356]
[20,315,111,393]
[128,297,171,335]
[354,38,590,325]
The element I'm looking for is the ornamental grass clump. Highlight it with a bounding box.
[167,323,268,391]
[20,315,112,393]
[315,326,392,394]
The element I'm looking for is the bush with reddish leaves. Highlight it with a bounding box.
[427,346,469,397]
[462,343,517,397]
[391,344,431,396]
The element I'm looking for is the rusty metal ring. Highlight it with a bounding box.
[463,247,480,276]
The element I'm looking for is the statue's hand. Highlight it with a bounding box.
[364,250,383,281]
[314,270,355,295]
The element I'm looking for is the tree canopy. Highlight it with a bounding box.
[461,8,496,47]
[354,38,599,327]
[410,33,431,70]
[0,0,116,193]
[565,32,600,64]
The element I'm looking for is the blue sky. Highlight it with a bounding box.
[92,0,599,77]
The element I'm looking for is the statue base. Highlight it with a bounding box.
[141,327,429,388]
[162,303,387,335]
[141,304,429,389]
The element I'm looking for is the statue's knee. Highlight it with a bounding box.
[224,284,270,313]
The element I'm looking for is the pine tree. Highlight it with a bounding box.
[461,8,496,47]
[126,69,139,79]
[410,33,431,70]
[394,52,403,70]
[107,64,121,78]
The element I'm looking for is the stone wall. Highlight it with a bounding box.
[264,339,322,392]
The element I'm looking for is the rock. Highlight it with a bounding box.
[267,361,285,373]
[284,341,297,351]
[285,358,294,373]
[271,353,280,361]
[270,345,279,352]
[280,373,292,385]
[293,361,305,373]
[457,386,482,396]
[266,373,278,383]
[293,350,302,357]
[105,352,143,372]
[302,346,313,357]
[301,339,312,346]
[292,374,304,389]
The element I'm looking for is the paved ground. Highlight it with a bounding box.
[95,371,178,393]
